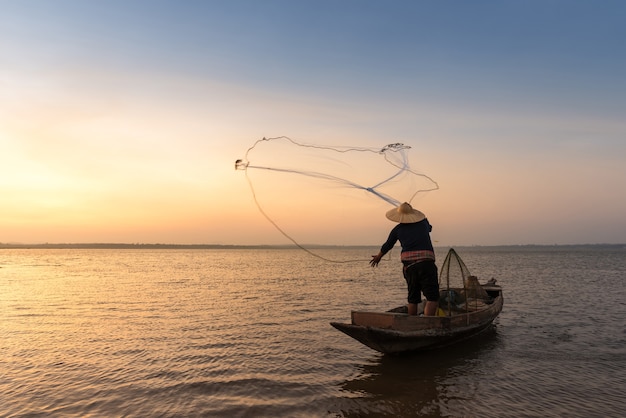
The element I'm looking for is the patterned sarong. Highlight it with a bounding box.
[400,250,435,263]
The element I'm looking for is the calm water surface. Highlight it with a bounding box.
[1,246,625,417]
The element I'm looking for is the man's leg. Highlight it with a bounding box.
[424,300,438,316]
[422,261,439,316]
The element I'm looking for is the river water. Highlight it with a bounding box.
[1,246,624,417]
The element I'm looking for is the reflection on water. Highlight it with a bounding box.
[338,326,500,417]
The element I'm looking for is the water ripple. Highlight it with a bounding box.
[2,247,625,417]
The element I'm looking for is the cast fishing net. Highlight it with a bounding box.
[236,136,439,262]
[438,248,492,314]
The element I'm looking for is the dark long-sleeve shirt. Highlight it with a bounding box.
[380,219,434,256]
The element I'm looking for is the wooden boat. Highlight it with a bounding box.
[330,249,503,354]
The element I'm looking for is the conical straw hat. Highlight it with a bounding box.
[385,202,425,224]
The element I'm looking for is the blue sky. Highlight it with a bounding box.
[1,1,625,245]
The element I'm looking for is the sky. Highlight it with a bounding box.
[1,0,625,246]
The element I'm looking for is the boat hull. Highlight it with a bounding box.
[330,287,503,354]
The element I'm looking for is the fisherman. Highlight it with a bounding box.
[370,202,439,316]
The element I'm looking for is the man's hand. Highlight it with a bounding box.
[370,252,383,267]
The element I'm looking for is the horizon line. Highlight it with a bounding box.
[1,242,624,250]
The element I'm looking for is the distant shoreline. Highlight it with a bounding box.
[1,243,624,250]
[0,243,374,250]
[0,243,317,250]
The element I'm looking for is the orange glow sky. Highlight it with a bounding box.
[2,1,625,246]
